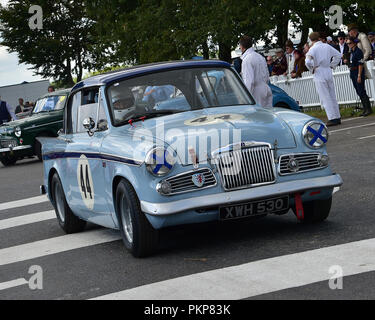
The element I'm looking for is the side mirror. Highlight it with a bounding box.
[83,117,96,137]
[57,129,64,136]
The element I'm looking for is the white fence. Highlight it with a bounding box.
[270,60,375,108]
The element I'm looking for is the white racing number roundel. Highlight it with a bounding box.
[77,155,95,210]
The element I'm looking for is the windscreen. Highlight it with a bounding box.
[107,67,254,126]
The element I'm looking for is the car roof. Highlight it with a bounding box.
[38,88,72,99]
[72,60,231,91]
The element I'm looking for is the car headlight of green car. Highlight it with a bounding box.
[14,127,22,138]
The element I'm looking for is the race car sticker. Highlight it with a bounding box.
[184,114,244,126]
[77,155,95,210]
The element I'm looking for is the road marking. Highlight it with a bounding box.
[330,122,375,134]
[0,229,121,266]
[0,278,28,291]
[0,210,55,231]
[0,195,48,212]
[93,237,375,300]
[358,135,375,140]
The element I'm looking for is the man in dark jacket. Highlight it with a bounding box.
[0,96,16,125]
[344,37,373,117]
[335,31,349,66]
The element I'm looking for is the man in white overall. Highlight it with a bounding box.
[240,35,273,108]
[305,32,343,126]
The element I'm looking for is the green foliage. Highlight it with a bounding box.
[0,0,105,87]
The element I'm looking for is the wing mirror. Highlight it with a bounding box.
[83,117,96,137]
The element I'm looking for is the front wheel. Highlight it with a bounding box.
[51,173,86,233]
[1,155,17,167]
[301,197,332,223]
[115,179,159,258]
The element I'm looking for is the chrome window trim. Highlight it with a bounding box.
[278,152,328,176]
[24,120,64,131]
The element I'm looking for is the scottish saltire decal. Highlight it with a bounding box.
[307,124,327,146]
[152,150,174,175]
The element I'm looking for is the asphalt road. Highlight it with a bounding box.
[0,116,375,300]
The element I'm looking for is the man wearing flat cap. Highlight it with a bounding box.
[348,24,372,62]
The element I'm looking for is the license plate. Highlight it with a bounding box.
[219,196,289,221]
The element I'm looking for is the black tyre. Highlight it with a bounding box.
[115,179,159,258]
[51,173,86,233]
[34,139,42,161]
[1,155,17,167]
[301,197,332,224]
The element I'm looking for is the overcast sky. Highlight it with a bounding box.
[0,0,44,87]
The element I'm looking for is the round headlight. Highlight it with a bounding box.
[15,127,22,138]
[145,147,176,177]
[302,121,329,149]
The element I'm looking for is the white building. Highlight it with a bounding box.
[0,80,50,110]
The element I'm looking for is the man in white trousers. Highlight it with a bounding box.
[305,32,343,126]
[240,35,273,108]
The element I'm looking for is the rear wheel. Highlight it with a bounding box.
[1,155,17,167]
[51,173,86,233]
[115,179,159,258]
[301,197,332,224]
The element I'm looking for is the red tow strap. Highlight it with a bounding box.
[295,193,304,221]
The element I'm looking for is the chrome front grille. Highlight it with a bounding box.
[279,153,323,175]
[164,168,217,195]
[0,139,18,149]
[214,145,276,191]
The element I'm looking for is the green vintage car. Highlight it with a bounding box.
[0,89,70,167]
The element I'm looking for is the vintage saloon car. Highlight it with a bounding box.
[0,89,70,166]
[40,60,343,257]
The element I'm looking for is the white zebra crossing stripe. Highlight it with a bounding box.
[0,278,28,291]
[0,210,56,230]
[0,195,48,212]
[0,229,121,266]
[93,237,375,300]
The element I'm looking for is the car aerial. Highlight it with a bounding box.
[39,60,343,258]
[0,89,70,167]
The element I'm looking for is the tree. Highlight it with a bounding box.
[0,0,102,87]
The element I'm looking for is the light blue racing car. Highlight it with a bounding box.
[40,60,343,257]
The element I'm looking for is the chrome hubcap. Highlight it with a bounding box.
[54,183,65,223]
[120,194,133,244]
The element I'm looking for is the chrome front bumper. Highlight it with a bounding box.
[0,145,32,153]
[141,174,343,216]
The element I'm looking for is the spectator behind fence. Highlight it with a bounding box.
[0,96,17,124]
[48,85,55,93]
[285,39,295,75]
[303,43,310,55]
[305,32,342,127]
[15,98,26,114]
[336,31,349,66]
[344,37,373,117]
[368,31,375,60]
[291,50,308,78]
[266,56,274,76]
[272,49,287,76]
